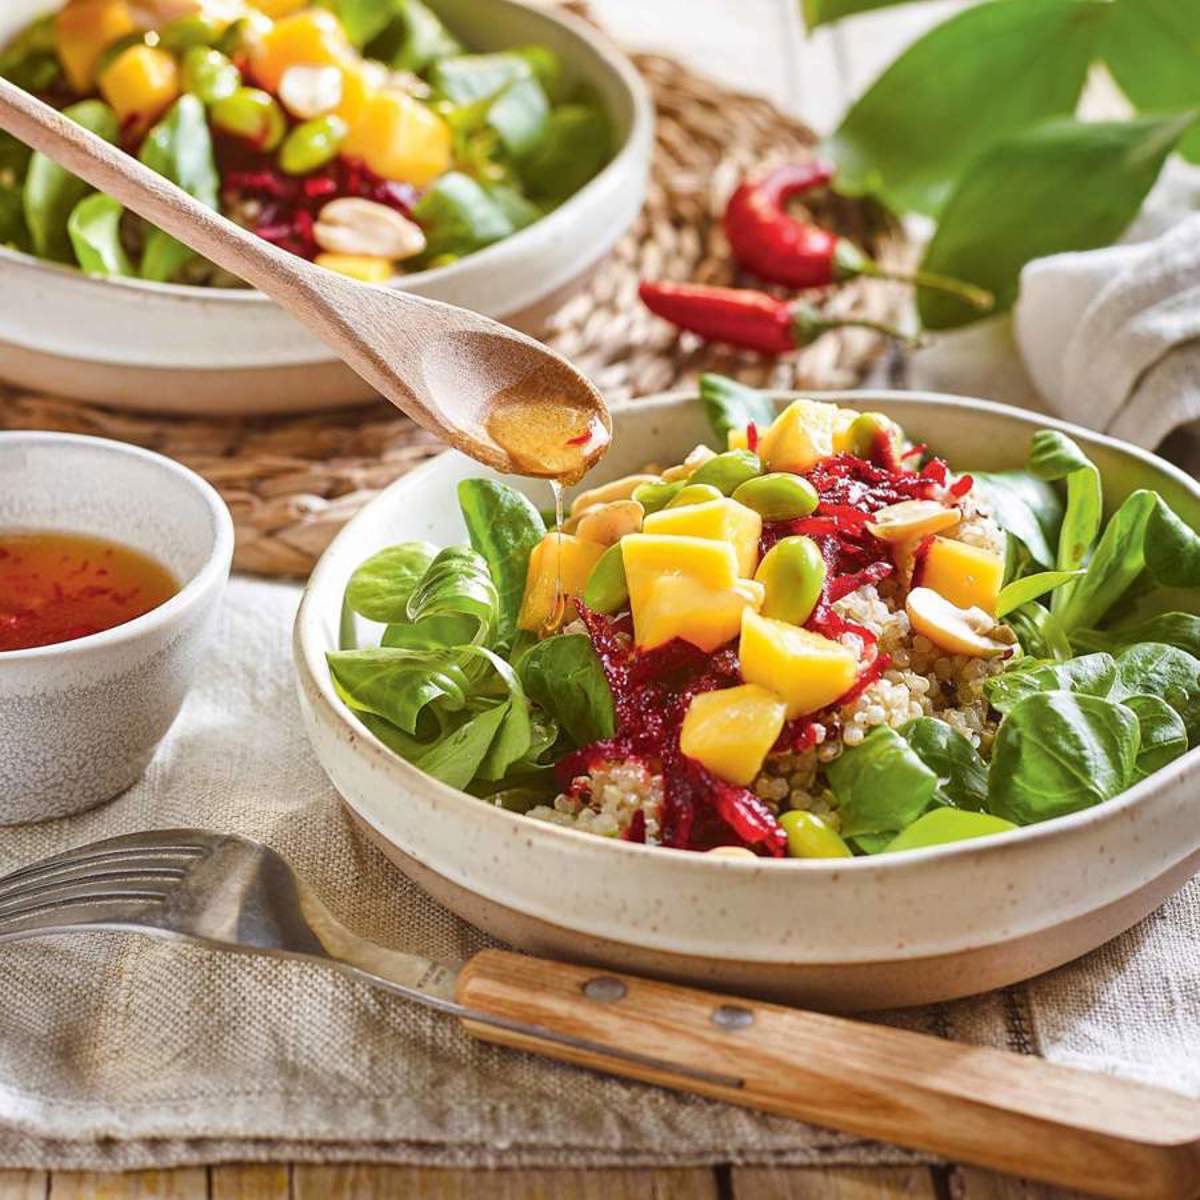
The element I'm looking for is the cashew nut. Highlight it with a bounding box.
[574,500,644,547]
[128,0,242,28]
[313,198,427,260]
[662,443,717,482]
[278,64,344,120]
[570,473,661,517]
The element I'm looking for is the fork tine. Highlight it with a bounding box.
[0,866,189,912]
[0,884,170,928]
[0,830,212,892]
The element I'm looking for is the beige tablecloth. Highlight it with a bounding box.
[0,578,1197,1171]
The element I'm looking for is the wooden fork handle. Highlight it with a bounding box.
[457,949,1200,1199]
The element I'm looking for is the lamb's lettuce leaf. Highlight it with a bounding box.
[1121,694,1188,783]
[518,633,615,746]
[899,718,988,812]
[827,726,940,838]
[345,542,440,623]
[66,193,132,277]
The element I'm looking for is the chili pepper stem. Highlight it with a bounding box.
[835,240,993,312]
[791,302,925,350]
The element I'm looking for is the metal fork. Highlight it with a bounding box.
[4,829,1199,1200]
[0,828,736,1085]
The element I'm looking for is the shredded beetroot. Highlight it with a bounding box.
[746,422,759,452]
[950,473,974,499]
[216,136,419,259]
[909,534,936,590]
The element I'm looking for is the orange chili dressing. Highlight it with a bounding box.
[0,531,179,652]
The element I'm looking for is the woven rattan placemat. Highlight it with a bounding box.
[0,51,908,578]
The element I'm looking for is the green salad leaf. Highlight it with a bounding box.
[518,103,609,204]
[366,0,462,72]
[24,99,119,262]
[987,691,1140,825]
[431,51,533,105]
[827,0,1106,218]
[985,652,1118,714]
[1121,693,1188,783]
[1006,601,1074,661]
[1074,612,1200,661]
[415,700,514,790]
[67,193,132,277]
[1144,497,1200,588]
[996,569,1084,618]
[138,94,220,282]
[883,808,1016,853]
[518,633,615,747]
[971,469,1063,570]
[414,171,516,258]
[457,479,545,651]
[699,374,778,447]
[404,545,498,647]
[899,717,988,812]
[487,75,550,159]
[1113,642,1200,742]
[0,14,62,93]
[827,726,940,838]
[328,646,471,733]
[344,541,439,623]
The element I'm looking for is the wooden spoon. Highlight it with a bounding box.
[0,78,610,479]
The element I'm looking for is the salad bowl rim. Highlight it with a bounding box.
[294,386,1200,879]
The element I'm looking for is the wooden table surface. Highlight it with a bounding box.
[0,1162,1088,1198]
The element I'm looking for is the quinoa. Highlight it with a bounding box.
[528,760,664,843]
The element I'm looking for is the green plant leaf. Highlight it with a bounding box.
[1113,642,1200,742]
[826,725,940,838]
[518,103,610,205]
[919,112,1196,328]
[698,373,779,447]
[1121,693,1188,782]
[139,94,220,282]
[802,0,917,31]
[415,700,512,789]
[457,479,545,651]
[1144,497,1200,588]
[1101,0,1200,162]
[971,469,1063,569]
[1007,600,1074,661]
[413,171,515,258]
[883,808,1017,853]
[430,51,533,105]
[987,691,1140,824]
[488,75,550,159]
[23,100,120,263]
[66,193,132,277]
[984,652,1118,714]
[344,542,439,623]
[1074,612,1200,661]
[827,0,1107,218]
[327,646,471,733]
[366,0,462,71]
[404,545,498,647]
[899,717,989,811]
[518,633,615,746]
[996,570,1085,618]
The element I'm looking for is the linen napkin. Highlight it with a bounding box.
[1013,162,1200,453]
[0,578,1197,1171]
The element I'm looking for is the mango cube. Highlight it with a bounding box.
[99,44,180,125]
[251,8,351,93]
[334,60,375,127]
[727,427,749,452]
[643,498,763,577]
[830,406,862,453]
[680,684,787,786]
[342,89,452,185]
[758,398,838,474]
[635,575,764,653]
[621,534,740,616]
[56,0,136,93]
[517,532,604,634]
[248,0,307,16]
[740,609,859,718]
[919,536,1005,614]
[315,253,393,283]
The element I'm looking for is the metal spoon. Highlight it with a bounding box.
[0,77,610,478]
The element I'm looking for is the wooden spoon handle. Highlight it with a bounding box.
[0,77,318,299]
[457,949,1200,1199]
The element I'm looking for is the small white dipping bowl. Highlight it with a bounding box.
[0,433,234,823]
[295,390,1200,1011]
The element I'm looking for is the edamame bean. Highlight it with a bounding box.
[689,449,761,495]
[217,11,273,59]
[160,14,224,50]
[210,87,286,150]
[665,482,723,509]
[279,114,348,175]
[632,479,684,514]
[181,46,240,105]
[732,472,818,520]
[779,810,852,859]
[844,412,902,462]
[754,535,826,626]
[583,542,628,614]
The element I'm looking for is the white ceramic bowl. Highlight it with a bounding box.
[0,0,652,415]
[0,432,234,823]
[294,390,1200,1010]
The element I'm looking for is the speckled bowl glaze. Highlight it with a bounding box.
[0,0,652,415]
[0,433,234,823]
[294,391,1200,1010]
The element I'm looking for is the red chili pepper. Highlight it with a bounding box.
[639,280,918,355]
[723,162,993,311]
